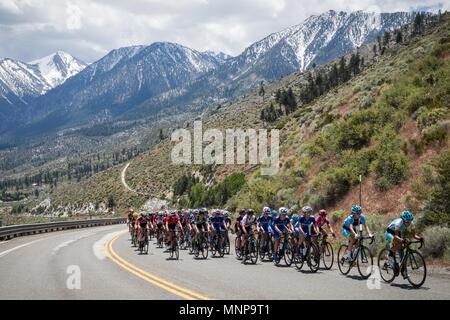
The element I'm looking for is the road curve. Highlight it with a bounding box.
[1,224,449,299]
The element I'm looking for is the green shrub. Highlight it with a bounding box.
[419,150,450,227]
[417,108,448,130]
[421,122,449,147]
[421,226,450,260]
[331,210,346,225]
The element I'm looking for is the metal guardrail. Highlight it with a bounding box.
[0,218,126,241]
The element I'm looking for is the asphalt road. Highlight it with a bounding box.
[0,224,449,299]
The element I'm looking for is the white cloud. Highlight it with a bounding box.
[0,0,447,63]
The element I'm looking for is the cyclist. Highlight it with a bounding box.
[385,210,423,278]
[193,208,210,243]
[166,210,183,252]
[241,209,257,259]
[223,210,232,252]
[234,209,246,254]
[272,207,292,261]
[296,206,319,257]
[210,208,227,250]
[291,213,300,247]
[341,204,373,261]
[257,207,273,251]
[126,208,135,227]
[136,212,149,245]
[316,209,336,239]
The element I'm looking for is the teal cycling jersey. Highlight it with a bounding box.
[387,218,415,235]
[343,214,366,230]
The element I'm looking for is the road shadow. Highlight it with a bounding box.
[389,283,430,290]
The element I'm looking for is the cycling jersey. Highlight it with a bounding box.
[156,215,165,225]
[241,214,256,228]
[166,215,180,226]
[210,214,225,232]
[194,216,208,231]
[297,216,317,235]
[386,218,415,239]
[136,217,148,228]
[316,216,330,229]
[234,215,244,233]
[257,214,273,232]
[342,214,366,230]
[272,216,290,236]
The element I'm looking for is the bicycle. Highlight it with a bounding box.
[156,227,164,248]
[210,231,225,258]
[235,232,243,260]
[242,229,258,264]
[137,228,149,254]
[274,232,293,267]
[337,231,375,279]
[378,239,426,288]
[168,230,180,260]
[193,231,209,259]
[317,233,334,270]
[257,231,273,262]
[293,234,320,272]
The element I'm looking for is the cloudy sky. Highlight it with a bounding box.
[0,0,447,63]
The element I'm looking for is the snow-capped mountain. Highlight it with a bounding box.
[6,10,417,137]
[0,52,86,107]
[29,51,86,88]
[28,42,223,126]
[203,51,233,64]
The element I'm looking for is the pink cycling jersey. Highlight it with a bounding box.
[315,216,330,229]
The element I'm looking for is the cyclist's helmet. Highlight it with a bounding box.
[170,210,177,216]
[302,206,312,214]
[271,210,277,217]
[279,207,288,215]
[263,206,271,214]
[239,208,246,215]
[401,210,414,223]
[129,208,134,212]
[319,209,327,217]
[223,210,230,217]
[351,204,362,214]
[292,214,300,222]
[247,209,255,215]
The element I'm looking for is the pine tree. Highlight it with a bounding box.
[395,30,403,43]
[383,31,391,47]
[258,81,265,102]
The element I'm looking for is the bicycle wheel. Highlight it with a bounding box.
[218,235,225,258]
[293,245,304,270]
[406,250,427,288]
[225,236,230,255]
[258,238,266,260]
[267,238,273,262]
[308,242,320,273]
[357,246,374,279]
[249,239,258,264]
[337,245,352,275]
[235,237,242,259]
[284,242,293,267]
[194,241,200,258]
[321,242,334,270]
[201,239,209,259]
[377,248,396,283]
[175,244,180,260]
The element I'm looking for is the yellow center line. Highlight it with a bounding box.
[104,231,211,300]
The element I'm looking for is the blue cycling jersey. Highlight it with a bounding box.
[297,216,316,234]
[343,214,366,229]
[387,218,415,235]
[273,216,290,232]
[210,215,225,230]
[257,214,273,230]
